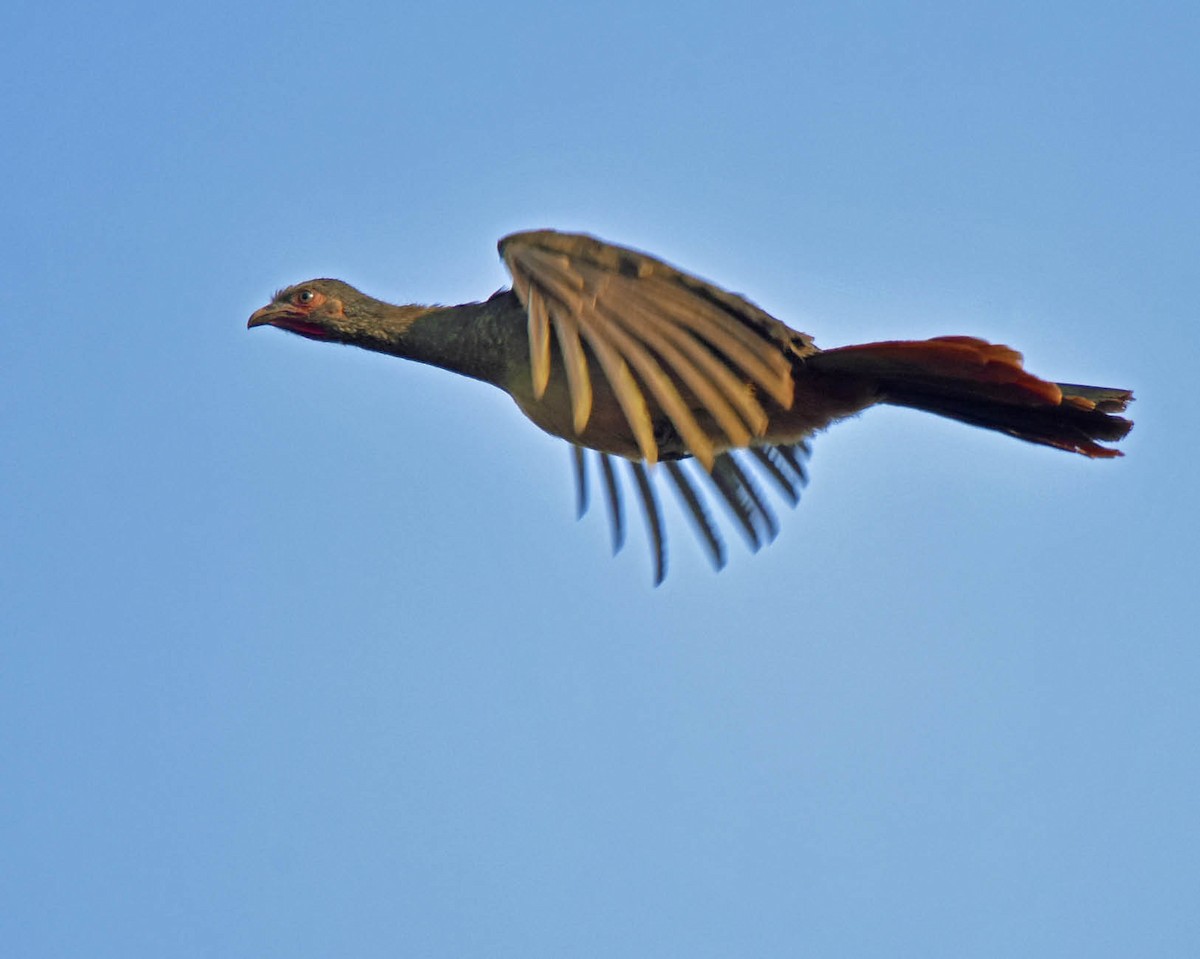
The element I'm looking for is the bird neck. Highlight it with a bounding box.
[355,291,528,388]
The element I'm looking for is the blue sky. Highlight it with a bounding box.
[3,1,1196,955]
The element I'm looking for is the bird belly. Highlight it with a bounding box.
[510,373,650,459]
[509,363,877,462]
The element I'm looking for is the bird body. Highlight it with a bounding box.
[249,230,1133,581]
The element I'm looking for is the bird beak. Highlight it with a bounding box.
[247,302,331,340]
[247,304,283,329]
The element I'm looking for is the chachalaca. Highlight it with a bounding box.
[249,230,1133,583]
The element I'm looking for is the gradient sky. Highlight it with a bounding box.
[3,1,1197,956]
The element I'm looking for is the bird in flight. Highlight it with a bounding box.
[249,230,1133,583]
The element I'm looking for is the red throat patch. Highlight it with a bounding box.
[275,318,330,339]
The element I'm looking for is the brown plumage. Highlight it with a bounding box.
[248,229,1133,583]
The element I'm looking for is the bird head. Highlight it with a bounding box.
[247,279,376,342]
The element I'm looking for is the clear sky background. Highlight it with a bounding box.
[3,1,1196,956]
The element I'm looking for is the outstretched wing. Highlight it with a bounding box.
[571,441,812,585]
[500,230,812,469]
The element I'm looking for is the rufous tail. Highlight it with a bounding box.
[807,336,1133,458]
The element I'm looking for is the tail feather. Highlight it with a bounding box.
[809,337,1133,458]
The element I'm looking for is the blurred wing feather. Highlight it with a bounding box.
[599,452,624,554]
[571,444,588,518]
[664,462,726,570]
[571,443,812,584]
[628,461,666,586]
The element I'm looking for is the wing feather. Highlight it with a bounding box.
[571,444,588,518]
[599,294,761,446]
[775,441,811,484]
[628,461,666,586]
[624,280,793,405]
[591,301,716,469]
[599,452,624,554]
[578,320,659,464]
[526,285,552,399]
[552,304,592,433]
[571,443,813,583]
[706,453,779,550]
[502,230,799,465]
[748,447,801,505]
[664,462,726,570]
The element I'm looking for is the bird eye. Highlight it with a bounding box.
[296,290,315,304]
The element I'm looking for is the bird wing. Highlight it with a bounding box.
[573,440,812,585]
[500,230,811,469]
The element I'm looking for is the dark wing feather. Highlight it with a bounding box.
[570,443,813,584]
[598,452,624,554]
[664,462,726,571]
[628,461,666,586]
[571,444,588,518]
